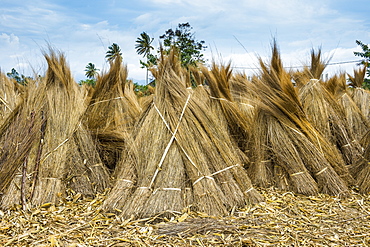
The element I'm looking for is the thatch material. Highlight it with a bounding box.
[104,50,263,219]
[338,90,370,146]
[292,48,331,88]
[299,79,363,167]
[0,72,22,123]
[84,56,142,170]
[324,73,368,137]
[2,186,370,246]
[201,62,252,152]
[0,79,45,208]
[0,50,110,209]
[350,130,370,194]
[351,87,370,122]
[338,66,370,122]
[348,64,367,89]
[247,41,351,196]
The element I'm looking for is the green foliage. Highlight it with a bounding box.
[135,32,155,85]
[85,63,99,79]
[354,40,370,89]
[135,32,154,57]
[133,82,153,96]
[139,53,157,68]
[6,68,30,86]
[79,78,96,87]
[106,43,122,62]
[159,22,207,68]
[7,68,21,82]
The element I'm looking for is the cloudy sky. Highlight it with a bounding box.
[1,0,369,83]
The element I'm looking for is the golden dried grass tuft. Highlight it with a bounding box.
[299,79,363,167]
[104,49,263,219]
[84,56,142,171]
[0,49,110,209]
[350,130,370,194]
[248,40,351,196]
[0,72,22,123]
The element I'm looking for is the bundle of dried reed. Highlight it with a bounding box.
[292,48,331,88]
[341,91,369,138]
[299,79,363,167]
[84,56,141,171]
[31,50,110,206]
[0,72,22,123]
[0,50,110,209]
[248,41,351,196]
[0,77,46,209]
[348,65,367,89]
[201,62,252,152]
[351,88,370,122]
[105,50,262,219]
[350,130,370,193]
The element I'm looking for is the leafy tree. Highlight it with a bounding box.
[354,40,370,89]
[135,32,154,85]
[79,63,100,87]
[79,78,96,86]
[6,68,30,86]
[133,82,153,97]
[159,22,207,68]
[7,68,21,83]
[105,43,122,62]
[85,63,99,79]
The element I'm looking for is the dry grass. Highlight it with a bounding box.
[1,187,370,246]
[246,41,352,196]
[0,50,110,209]
[104,50,263,219]
[0,43,369,245]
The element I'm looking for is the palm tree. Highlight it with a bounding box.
[106,43,122,62]
[135,32,154,84]
[85,63,99,79]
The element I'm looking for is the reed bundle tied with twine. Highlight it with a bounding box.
[323,72,370,143]
[0,49,110,209]
[229,74,258,117]
[350,130,370,194]
[84,56,142,171]
[291,48,331,89]
[201,63,252,153]
[343,65,370,123]
[0,72,22,123]
[104,49,263,219]
[0,91,43,208]
[351,88,370,123]
[299,78,363,167]
[247,41,352,197]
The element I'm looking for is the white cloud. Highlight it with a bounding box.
[0,33,20,46]
[0,0,368,83]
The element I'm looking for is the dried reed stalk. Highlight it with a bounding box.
[101,134,137,212]
[0,80,44,208]
[107,49,262,219]
[0,72,21,123]
[248,40,351,196]
[201,63,251,152]
[351,88,370,122]
[1,49,111,209]
[291,48,331,88]
[65,125,111,196]
[299,79,363,167]
[84,57,141,171]
[31,49,98,206]
[350,130,370,193]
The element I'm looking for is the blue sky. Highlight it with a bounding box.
[1,0,369,83]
